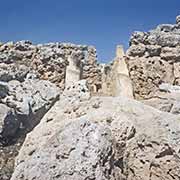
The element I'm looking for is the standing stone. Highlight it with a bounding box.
[116,45,125,58]
[102,46,134,98]
[65,52,82,87]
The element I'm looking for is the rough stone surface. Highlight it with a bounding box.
[0,40,133,98]
[0,41,101,91]
[0,41,103,180]
[4,16,180,180]
[0,76,59,142]
[11,81,180,180]
[101,46,133,98]
[142,83,180,114]
[0,73,60,180]
[12,119,121,180]
[0,104,11,137]
[127,16,180,99]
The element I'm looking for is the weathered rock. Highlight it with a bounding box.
[0,40,103,180]
[1,110,20,142]
[0,76,60,180]
[0,103,21,143]
[160,46,180,61]
[157,24,175,32]
[11,81,180,180]
[127,16,180,99]
[0,81,9,98]
[176,15,180,24]
[65,50,83,87]
[142,84,180,114]
[0,72,60,145]
[101,46,134,98]
[62,80,90,103]
[0,41,101,91]
[4,77,59,130]
[130,31,148,45]
[0,135,25,180]
[146,45,161,57]
[12,119,121,180]
[159,83,180,93]
[127,44,146,57]
[127,56,174,99]
[0,63,29,82]
[0,104,11,137]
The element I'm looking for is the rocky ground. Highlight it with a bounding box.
[1,15,180,180]
[0,76,60,180]
[10,80,180,180]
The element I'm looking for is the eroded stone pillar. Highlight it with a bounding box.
[113,46,129,76]
[112,45,134,98]
[65,52,82,87]
[113,73,134,98]
[116,45,125,58]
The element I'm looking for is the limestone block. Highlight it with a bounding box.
[127,44,146,57]
[160,46,180,61]
[113,74,134,98]
[113,57,129,76]
[65,55,81,87]
[116,45,125,58]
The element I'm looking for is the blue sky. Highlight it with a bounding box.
[0,0,180,62]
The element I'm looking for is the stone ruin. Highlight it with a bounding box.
[8,20,180,102]
[65,51,83,87]
[63,43,134,98]
[2,16,180,146]
[0,41,103,91]
[101,46,133,98]
[126,15,180,100]
[3,15,180,180]
[2,16,180,106]
[0,41,134,179]
[0,40,134,101]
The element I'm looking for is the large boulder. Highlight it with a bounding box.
[0,74,60,145]
[0,76,60,180]
[1,77,60,132]
[12,119,121,180]
[11,81,180,180]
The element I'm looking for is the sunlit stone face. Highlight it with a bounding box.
[116,45,125,58]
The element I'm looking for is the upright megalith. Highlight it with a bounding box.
[112,46,133,98]
[101,45,134,98]
[65,51,83,87]
[116,45,125,58]
[113,46,129,76]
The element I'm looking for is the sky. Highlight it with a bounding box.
[0,0,180,62]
